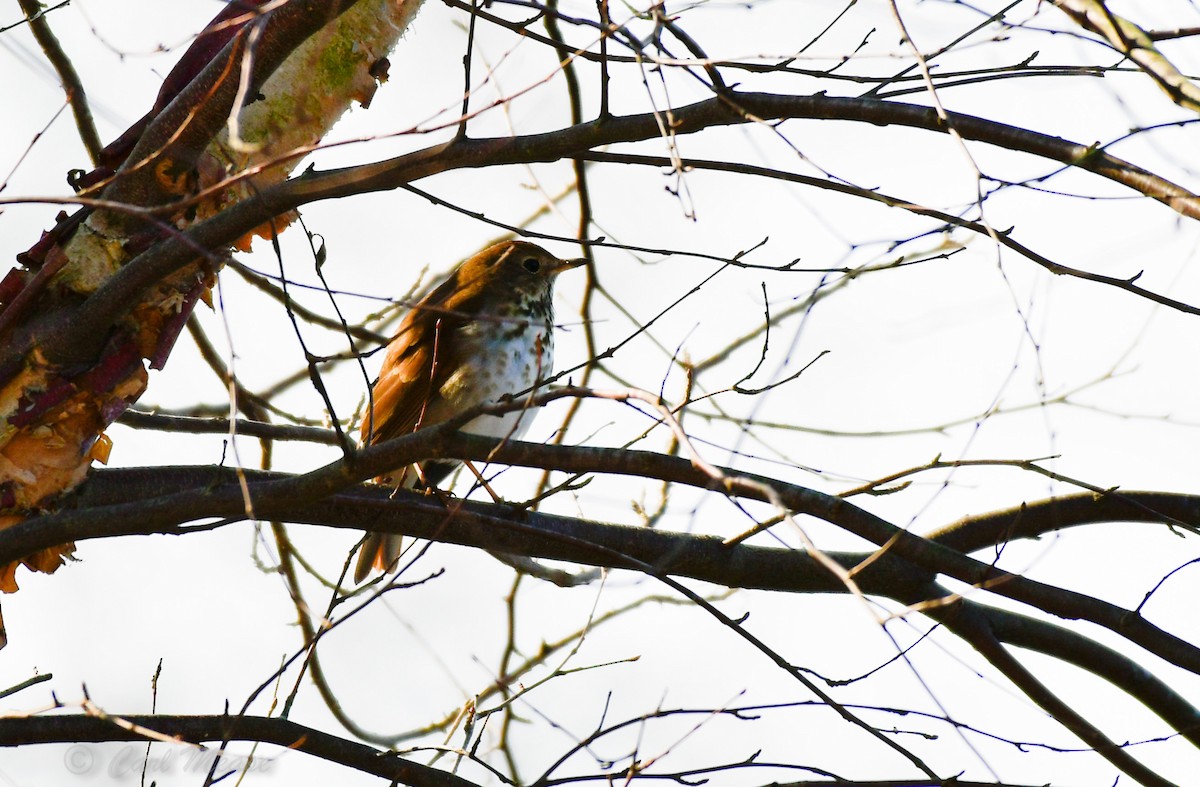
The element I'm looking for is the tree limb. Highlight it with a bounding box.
[35,89,1200,369]
[0,713,480,787]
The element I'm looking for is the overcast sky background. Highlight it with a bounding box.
[2,1,1200,785]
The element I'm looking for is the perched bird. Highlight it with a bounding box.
[354,240,586,583]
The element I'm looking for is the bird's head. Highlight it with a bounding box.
[453,241,587,307]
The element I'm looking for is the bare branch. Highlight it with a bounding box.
[15,0,102,165]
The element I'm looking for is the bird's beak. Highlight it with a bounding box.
[549,256,589,276]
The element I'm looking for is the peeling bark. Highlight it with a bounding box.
[0,0,425,604]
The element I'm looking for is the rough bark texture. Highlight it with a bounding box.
[0,0,426,598]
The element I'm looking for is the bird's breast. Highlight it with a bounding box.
[438,316,554,440]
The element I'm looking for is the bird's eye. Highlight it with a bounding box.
[522,257,541,273]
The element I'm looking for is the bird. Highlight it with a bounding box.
[354,240,587,583]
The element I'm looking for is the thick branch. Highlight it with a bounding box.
[927,600,1178,786]
[2,421,1197,677]
[929,492,1200,554]
[10,462,1200,762]
[976,602,1200,747]
[101,0,362,212]
[5,465,927,598]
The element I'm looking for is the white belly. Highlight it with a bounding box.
[438,320,553,441]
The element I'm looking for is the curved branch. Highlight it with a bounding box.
[9,462,1200,777]
[929,491,1200,554]
[3,417,1198,677]
[0,713,478,787]
[42,437,1200,750]
[926,599,1178,787]
[38,90,1200,365]
[976,601,1200,747]
[0,713,1068,787]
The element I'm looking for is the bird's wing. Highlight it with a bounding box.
[362,307,448,446]
[353,305,459,583]
[364,259,493,448]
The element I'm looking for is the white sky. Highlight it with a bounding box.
[2,1,1200,785]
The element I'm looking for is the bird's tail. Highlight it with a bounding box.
[353,465,447,584]
[354,531,404,584]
